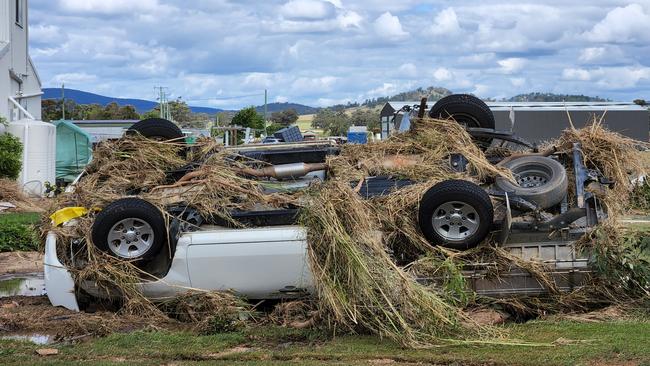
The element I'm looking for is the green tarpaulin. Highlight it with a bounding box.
[54,120,93,183]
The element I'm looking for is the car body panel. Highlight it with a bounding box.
[45,225,314,311]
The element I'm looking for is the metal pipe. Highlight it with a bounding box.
[8,96,35,120]
[239,163,327,179]
[14,91,44,99]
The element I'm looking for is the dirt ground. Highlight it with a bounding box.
[0,296,184,341]
[0,252,43,275]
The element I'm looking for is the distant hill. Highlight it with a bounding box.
[42,88,223,115]
[505,93,609,102]
[255,102,318,115]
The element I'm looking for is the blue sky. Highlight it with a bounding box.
[29,0,650,108]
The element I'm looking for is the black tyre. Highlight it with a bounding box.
[128,118,184,141]
[495,156,568,210]
[429,94,495,129]
[91,198,167,260]
[418,180,494,250]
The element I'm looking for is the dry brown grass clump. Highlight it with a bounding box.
[300,180,477,347]
[556,120,648,215]
[329,118,510,182]
[0,178,44,212]
[69,136,188,208]
[156,291,251,334]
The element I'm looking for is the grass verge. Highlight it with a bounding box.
[1,321,649,365]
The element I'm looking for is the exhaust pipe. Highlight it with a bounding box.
[239,162,327,179]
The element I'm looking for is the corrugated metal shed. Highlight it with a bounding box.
[380,101,648,142]
[72,120,138,143]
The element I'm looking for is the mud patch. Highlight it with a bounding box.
[0,252,43,275]
[0,274,45,298]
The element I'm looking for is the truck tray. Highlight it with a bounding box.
[464,239,591,297]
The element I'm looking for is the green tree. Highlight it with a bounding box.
[349,109,380,132]
[141,109,160,120]
[232,106,265,131]
[270,109,299,127]
[215,111,233,126]
[169,99,192,124]
[312,109,351,136]
[117,105,140,120]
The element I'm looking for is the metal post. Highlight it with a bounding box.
[61,83,65,120]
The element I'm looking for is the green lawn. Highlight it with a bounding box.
[0,212,41,225]
[1,321,649,365]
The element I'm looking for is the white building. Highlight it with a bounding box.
[0,0,42,123]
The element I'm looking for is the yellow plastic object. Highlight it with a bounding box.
[50,207,89,227]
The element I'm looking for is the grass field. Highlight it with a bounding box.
[1,321,649,365]
[295,114,322,135]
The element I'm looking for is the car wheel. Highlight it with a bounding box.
[494,156,568,210]
[418,180,494,250]
[429,94,495,148]
[429,94,495,129]
[128,118,184,141]
[91,198,167,261]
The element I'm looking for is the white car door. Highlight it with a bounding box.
[186,226,314,299]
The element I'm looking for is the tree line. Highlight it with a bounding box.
[41,99,382,137]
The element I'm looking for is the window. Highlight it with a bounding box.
[15,0,24,27]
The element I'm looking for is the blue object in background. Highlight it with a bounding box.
[347,131,368,144]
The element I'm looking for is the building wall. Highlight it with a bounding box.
[492,109,648,143]
[0,0,41,122]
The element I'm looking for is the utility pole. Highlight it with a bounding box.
[155,86,172,121]
[61,83,65,120]
[264,89,268,134]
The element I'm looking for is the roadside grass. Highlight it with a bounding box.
[1,321,649,365]
[295,114,324,136]
[0,212,40,252]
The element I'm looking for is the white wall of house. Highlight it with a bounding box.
[0,0,42,123]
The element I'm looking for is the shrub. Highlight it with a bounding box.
[0,222,39,252]
[0,132,23,179]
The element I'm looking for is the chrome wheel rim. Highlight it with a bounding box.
[106,218,155,259]
[431,201,480,242]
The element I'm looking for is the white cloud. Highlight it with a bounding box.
[585,4,650,43]
[429,8,461,36]
[498,58,526,74]
[373,12,409,40]
[51,72,97,84]
[433,67,453,82]
[578,47,606,63]
[398,63,417,77]
[292,76,338,93]
[562,68,592,81]
[337,10,363,29]
[281,0,336,20]
[472,84,490,96]
[58,0,160,14]
[367,83,398,97]
[510,78,526,87]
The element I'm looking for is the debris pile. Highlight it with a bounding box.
[44,117,649,346]
[0,179,43,213]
